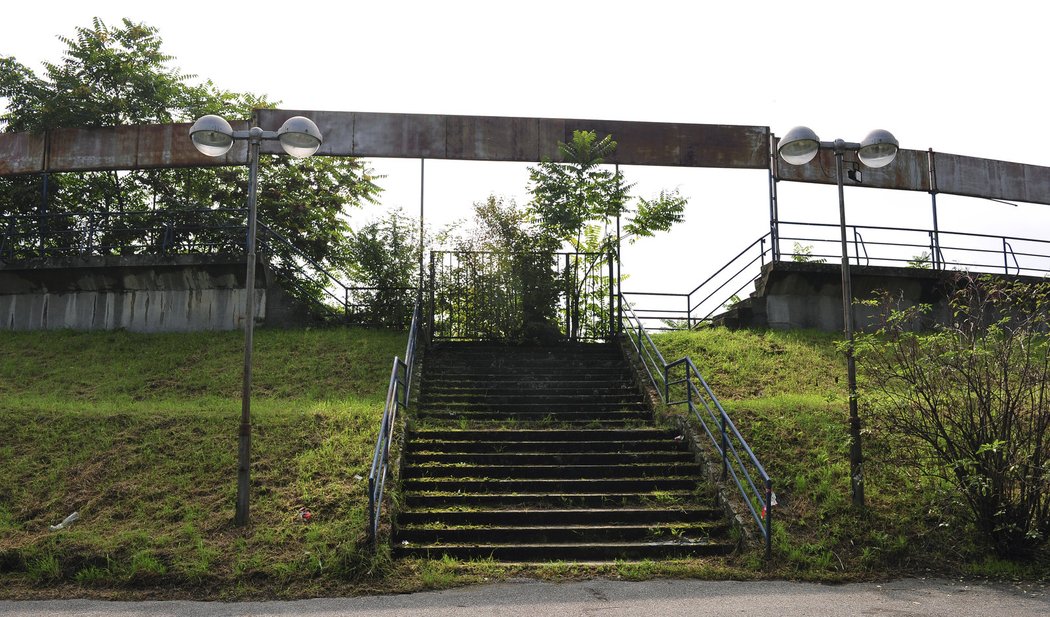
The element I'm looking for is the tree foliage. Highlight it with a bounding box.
[0,18,381,310]
[344,208,420,328]
[434,196,563,342]
[856,275,1050,557]
[527,130,686,252]
[525,130,687,338]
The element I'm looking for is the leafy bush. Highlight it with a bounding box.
[856,275,1050,557]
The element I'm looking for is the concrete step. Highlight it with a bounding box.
[408,428,679,441]
[407,439,688,454]
[417,401,649,413]
[401,477,700,493]
[422,383,640,396]
[405,451,695,465]
[403,462,703,480]
[397,507,723,526]
[402,491,701,509]
[397,522,726,545]
[415,410,651,423]
[394,540,734,561]
[420,393,644,406]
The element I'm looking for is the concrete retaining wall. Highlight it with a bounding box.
[716,262,1042,332]
[0,255,303,332]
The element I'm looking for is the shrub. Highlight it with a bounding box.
[856,274,1050,557]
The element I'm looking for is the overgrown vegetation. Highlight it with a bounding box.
[0,18,381,309]
[652,326,1049,576]
[856,275,1050,557]
[434,131,687,342]
[1,324,1047,598]
[0,328,406,598]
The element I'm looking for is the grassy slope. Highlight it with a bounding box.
[0,327,1043,599]
[652,328,1047,578]
[0,328,405,597]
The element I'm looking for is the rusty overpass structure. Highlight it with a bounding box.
[2,110,1050,332]
[3,109,1050,204]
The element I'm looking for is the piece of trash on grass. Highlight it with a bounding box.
[674,435,684,441]
[297,507,312,522]
[49,511,80,531]
[353,474,363,481]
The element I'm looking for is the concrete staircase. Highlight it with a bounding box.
[393,341,734,561]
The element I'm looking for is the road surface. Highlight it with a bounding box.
[1,577,1046,616]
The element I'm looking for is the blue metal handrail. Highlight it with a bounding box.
[620,295,773,558]
[367,298,423,545]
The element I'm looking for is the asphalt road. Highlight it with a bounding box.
[1,578,1046,617]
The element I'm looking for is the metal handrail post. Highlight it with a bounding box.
[608,251,615,338]
[367,478,376,545]
[765,479,774,559]
[663,362,670,404]
[720,410,728,481]
[1003,238,1009,274]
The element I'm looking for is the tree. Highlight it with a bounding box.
[432,196,562,341]
[855,275,1050,557]
[528,130,687,253]
[528,130,687,337]
[0,18,380,308]
[343,208,420,328]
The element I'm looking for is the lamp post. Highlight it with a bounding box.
[777,126,899,509]
[189,114,323,525]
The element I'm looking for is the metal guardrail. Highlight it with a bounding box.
[619,295,773,558]
[624,222,1050,332]
[0,208,416,328]
[623,234,771,331]
[367,299,423,546]
[0,208,249,259]
[429,250,615,342]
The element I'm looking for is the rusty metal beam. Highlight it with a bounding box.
[3,110,1050,205]
[0,132,46,175]
[772,136,1050,205]
[254,110,771,168]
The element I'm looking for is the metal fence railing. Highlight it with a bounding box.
[623,222,1050,332]
[0,208,417,329]
[367,299,422,546]
[619,294,773,558]
[428,250,615,342]
[0,208,249,259]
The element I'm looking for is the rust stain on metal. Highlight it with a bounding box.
[773,139,931,192]
[934,153,1050,204]
[0,132,45,175]
[260,110,768,168]
[4,111,1050,205]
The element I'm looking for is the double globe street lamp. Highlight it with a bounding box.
[190,114,323,525]
[777,126,899,509]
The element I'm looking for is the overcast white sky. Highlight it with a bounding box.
[3,1,1048,308]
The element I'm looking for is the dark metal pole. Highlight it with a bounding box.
[616,164,622,335]
[768,134,780,262]
[419,158,425,304]
[928,149,941,269]
[39,173,49,255]
[835,146,865,509]
[607,251,615,337]
[236,132,261,527]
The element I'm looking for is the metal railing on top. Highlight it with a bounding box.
[619,294,773,558]
[0,208,416,329]
[367,298,423,545]
[623,221,1050,332]
[622,233,772,331]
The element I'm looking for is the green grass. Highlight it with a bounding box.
[0,327,407,597]
[651,327,1049,578]
[1,326,1045,599]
